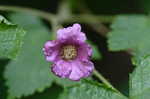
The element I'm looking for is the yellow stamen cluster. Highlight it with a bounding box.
[60,45,77,60]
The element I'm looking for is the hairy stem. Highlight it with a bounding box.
[93,69,113,89]
[93,69,127,98]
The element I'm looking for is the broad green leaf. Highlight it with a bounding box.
[4,13,53,98]
[108,15,150,63]
[59,80,127,99]
[129,55,150,99]
[0,15,25,59]
[108,15,148,51]
[87,40,102,60]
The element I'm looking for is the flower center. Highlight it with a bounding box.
[60,45,77,60]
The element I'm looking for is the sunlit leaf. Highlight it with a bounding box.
[59,80,127,99]
[108,15,150,63]
[130,55,150,99]
[0,15,25,59]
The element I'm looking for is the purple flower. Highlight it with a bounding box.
[43,23,94,81]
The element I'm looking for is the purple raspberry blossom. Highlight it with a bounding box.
[43,23,94,81]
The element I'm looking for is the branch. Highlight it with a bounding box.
[0,5,55,23]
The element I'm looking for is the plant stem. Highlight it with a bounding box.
[64,14,115,24]
[0,5,114,36]
[93,69,113,89]
[0,5,114,24]
[0,5,55,23]
[93,69,127,98]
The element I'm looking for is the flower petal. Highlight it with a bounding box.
[51,60,72,78]
[44,40,58,48]
[45,50,59,62]
[72,24,81,31]
[56,23,86,43]
[43,23,94,81]
[43,40,60,62]
[77,42,93,61]
[69,60,94,81]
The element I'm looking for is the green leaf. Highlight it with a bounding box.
[87,40,102,60]
[107,15,150,99]
[129,55,150,99]
[59,80,127,99]
[108,15,150,63]
[0,15,25,59]
[108,15,148,51]
[4,13,53,98]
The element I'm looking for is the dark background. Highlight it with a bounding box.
[0,0,148,98]
[0,0,145,14]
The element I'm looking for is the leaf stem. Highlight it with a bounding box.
[93,69,113,88]
[93,69,127,98]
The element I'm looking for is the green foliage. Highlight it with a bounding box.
[1,0,150,99]
[108,15,147,51]
[0,15,25,59]
[4,9,150,99]
[129,55,150,99]
[108,15,150,99]
[4,13,53,98]
[5,12,150,99]
[59,80,127,99]
[108,15,150,63]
